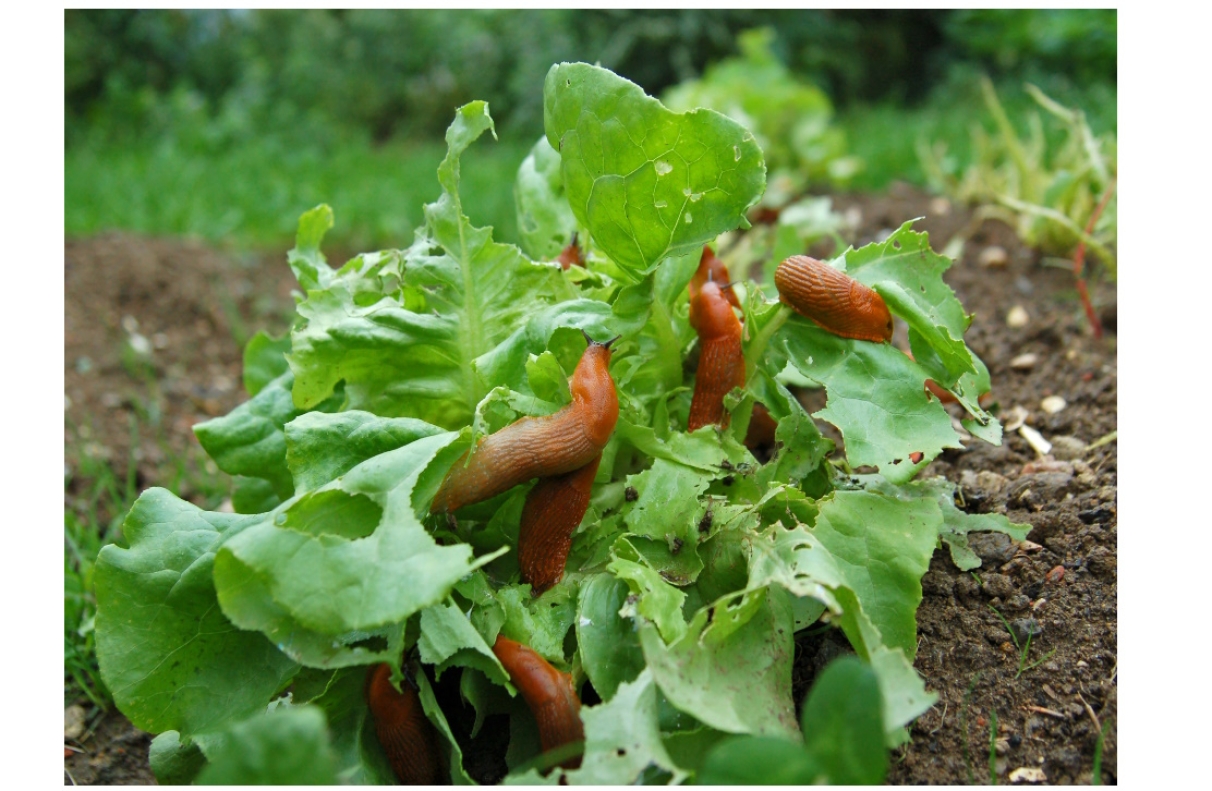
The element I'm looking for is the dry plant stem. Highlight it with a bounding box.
[1073,177,1116,339]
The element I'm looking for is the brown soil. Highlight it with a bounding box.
[63,184,1115,785]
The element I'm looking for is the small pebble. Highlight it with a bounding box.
[1007,305,1030,328]
[100,392,123,409]
[1018,424,1052,456]
[65,704,86,741]
[1009,766,1047,784]
[976,471,1011,495]
[1046,565,1065,584]
[1040,395,1067,414]
[1004,405,1029,431]
[121,314,140,333]
[1010,617,1043,644]
[152,332,170,349]
[1050,435,1086,460]
[1010,353,1038,369]
[128,332,152,356]
[979,245,1009,267]
[1022,458,1073,475]
[929,196,952,216]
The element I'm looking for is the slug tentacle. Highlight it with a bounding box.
[365,663,444,785]
[689,246,741,309]
[774,254,893,343]
[431,340,618,513]
[491,635,584,768]
[519,454,601,595]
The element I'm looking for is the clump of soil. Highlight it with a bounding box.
[63,184,1115,785]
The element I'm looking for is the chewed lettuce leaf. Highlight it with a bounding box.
[544,62,766,279]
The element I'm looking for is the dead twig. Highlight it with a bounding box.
[1077,692,1101,732]
[1024,704,1066,719]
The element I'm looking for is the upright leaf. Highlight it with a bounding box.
[544,62,765,278]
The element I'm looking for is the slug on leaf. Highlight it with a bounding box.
[557,232,585,270]
[431,335,619,514]
[491,635,584,768]
[904,349,992,406]
[365,663,444,785]
[518,453,601,595]
[688,245,741,309]
[688,279,745,431]
[774,255,893,343]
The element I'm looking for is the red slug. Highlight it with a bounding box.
[688,279,745,431]
[365,663,443,785]
[491,635,584,768]
[431,335,619,514]
[689,246,741,309]
[518,453,601,595]
[773,255,893,343]
[557,232,585,270]
[904,349,993,406]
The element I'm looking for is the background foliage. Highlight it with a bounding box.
[65,9,1116,249]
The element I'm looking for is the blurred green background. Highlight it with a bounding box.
[65,8,1116,251]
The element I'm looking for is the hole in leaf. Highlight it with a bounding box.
[278,490,383,540]
[345,634,389,653]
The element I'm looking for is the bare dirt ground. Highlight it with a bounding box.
[63,184,1115,785]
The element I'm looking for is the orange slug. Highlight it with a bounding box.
[491,635,584,768]
[689,246,741,309]
[688,279,745,431]
[518,453,601,595]
[557,232,585,270]
[431,335,619,514]
[904,350,992,406]
[773,255,893,343]
[365,663,444,785]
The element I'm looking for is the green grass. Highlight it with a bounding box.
[837,76,1117,192]
[65,401,234,709]
[66,134,533,253]
[989,605,1057,679]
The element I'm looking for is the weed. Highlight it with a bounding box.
[1091,718,1112,785]
[989,605,1057,678]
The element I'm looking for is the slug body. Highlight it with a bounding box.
[432,340,618,513]
[518,453,601,595]
[774,255,893,343]
[365,663,443,785]
[557,233,585,270]
[491,635,584,767]
[688,280,745,431]
[688,246,741,309]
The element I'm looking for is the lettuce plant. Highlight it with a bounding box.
[94,62,1026,784]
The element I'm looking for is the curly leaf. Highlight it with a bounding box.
[288,103,573,427]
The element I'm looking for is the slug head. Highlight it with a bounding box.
[690,280,742,339]
[570,333,620,446]
[847,280,894,342]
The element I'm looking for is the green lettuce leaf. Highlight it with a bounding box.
[287,103,577,427]
[515,135,579,261]
[194,705,338,785]
[213,432,497,665]
[94,488,298,737]
[544,62,765,279]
